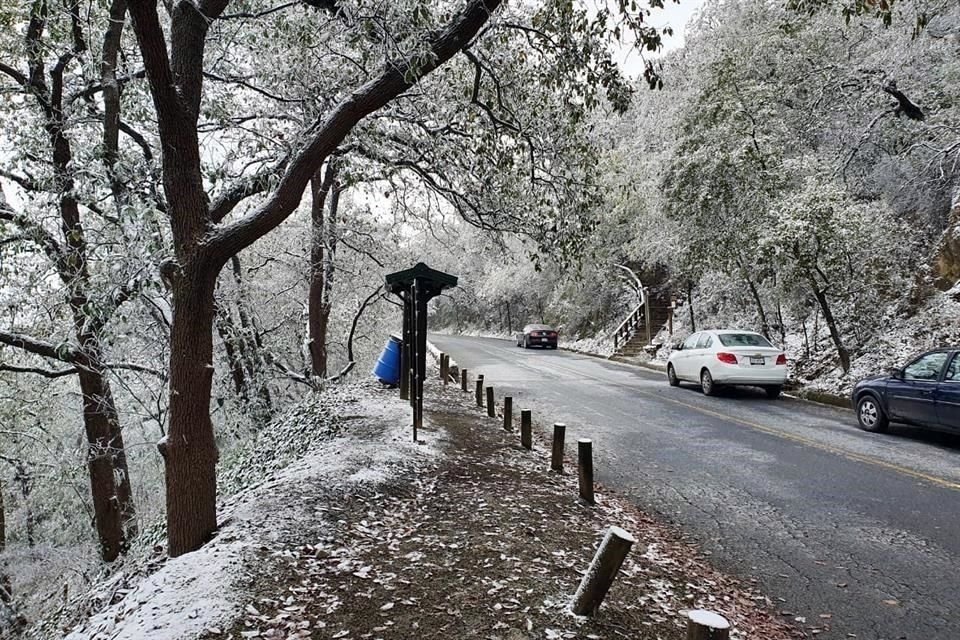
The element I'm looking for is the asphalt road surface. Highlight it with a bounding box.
[429,334,960,640]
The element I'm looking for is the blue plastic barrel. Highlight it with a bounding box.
[373,335,403,385]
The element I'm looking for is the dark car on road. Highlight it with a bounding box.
[516,324,558,349]
[852,348,960,433]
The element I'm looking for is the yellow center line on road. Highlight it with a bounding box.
[525,351,960,493]
[445,340,960,491]
[636,390,960,493]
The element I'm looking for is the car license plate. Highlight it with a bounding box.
[541,338,548,342]
[749,356,765,365]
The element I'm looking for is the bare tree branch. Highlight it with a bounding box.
[106,362,167,379]
[0,330,78,363]
[203,71,303,104]
[209,158,289,223]
[204,0,504,268]
[327,285,382,383]
[219,0,299,20]
[0,363,77,378]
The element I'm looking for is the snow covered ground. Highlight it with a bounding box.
[36,377,803,640]
[41,384,436,640]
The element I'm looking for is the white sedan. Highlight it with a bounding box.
[666,330,788,398]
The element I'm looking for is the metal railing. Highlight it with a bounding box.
[612,298,652,351]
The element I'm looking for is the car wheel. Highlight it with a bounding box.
[764,385,782,399]
[700,369,717,396]
[856,395,889,433]
[667,364,680,387]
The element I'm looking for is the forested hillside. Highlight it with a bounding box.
[437,0,960,393]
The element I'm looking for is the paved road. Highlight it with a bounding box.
[430,334,960,640]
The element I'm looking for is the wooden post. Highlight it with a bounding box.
[440,353,448,384]
[685,610,731,640]
[551,423,566,473]
[412,280,428,440]
[570,526,635,616]
[400,294,411,402]
[461,368,468,391]
[578,439,595,505]
[644,288,652,345]
[486,387,495,418]
[668,306,674,336]
[503,396,513,431]
[476,377,484,407]
[520,410,532,450]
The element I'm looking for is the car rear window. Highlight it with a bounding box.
[947,355,960,382]
[717,333,773,348]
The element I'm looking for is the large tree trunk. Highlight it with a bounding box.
[308,162,340,378]
[160,277,219,558]
[30,9,140,556]
[127,0,503,558]
[76,362,134,561]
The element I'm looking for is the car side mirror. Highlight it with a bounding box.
[887,367,903,379]
[673,342,683,351]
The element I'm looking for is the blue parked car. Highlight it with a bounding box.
[852,348,960,433]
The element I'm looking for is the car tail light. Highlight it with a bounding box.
[776,354,787,365]
[548,332,557,337]
[716,352,738,364]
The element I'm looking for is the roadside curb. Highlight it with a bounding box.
[559,347,669,375]
[569,346,852,413]
[609,355,667,373]
[786,389,852,411]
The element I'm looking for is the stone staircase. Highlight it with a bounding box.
[612,303,673,358]
[609,265,674,359]
[617,332,651,357]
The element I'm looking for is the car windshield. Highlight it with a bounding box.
[526,325,553,332]
[717,333,773,348]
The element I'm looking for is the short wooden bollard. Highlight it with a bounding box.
[440,353,448,384]
[551,423,566,473]
[461,368,468,392]
[476,378,484,407]
[570,526,635,616]
[578,439,595,505]
[520,410,532,449]
[486,387,496,418]
[503,396,513,431]
[685,610,731,640]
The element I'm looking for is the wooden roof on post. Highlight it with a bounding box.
[385,262,458,295]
